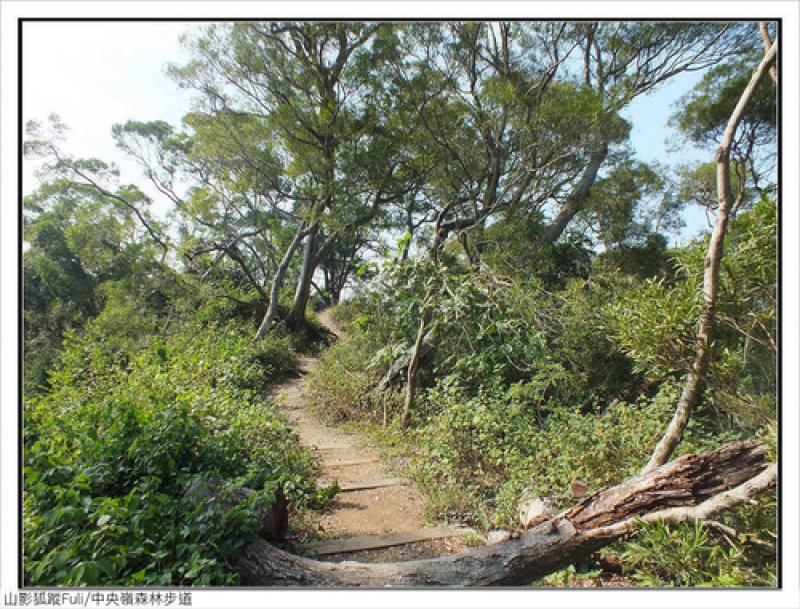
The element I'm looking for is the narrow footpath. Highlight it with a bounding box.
[270,310,470,563]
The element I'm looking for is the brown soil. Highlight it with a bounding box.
[269,309,468,561]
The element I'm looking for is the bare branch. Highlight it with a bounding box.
[643,37,777,472]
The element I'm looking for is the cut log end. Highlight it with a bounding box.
[184,479,289,542]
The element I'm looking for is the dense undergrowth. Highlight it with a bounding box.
[21,19,779,589]
[308,201,777,587]
[23,306,331,586]
[22,183,776,588]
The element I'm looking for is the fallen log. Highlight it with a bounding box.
[233,439,775,586]
[296,526,472,556]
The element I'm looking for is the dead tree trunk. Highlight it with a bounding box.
[642,38,778,473]
[232,440,774,586]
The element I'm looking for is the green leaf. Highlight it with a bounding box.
[96,559,115,577]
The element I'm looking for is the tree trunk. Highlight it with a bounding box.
[759,23,778,86]
[231,440,773,586]
[255,223,313,340]
[286,224,320,330]
[642,38,778,473]
[539,135,608,246]
[371,330,439,396]
[401,311,433,429]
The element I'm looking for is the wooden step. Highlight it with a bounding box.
[297,526,472,556]
[324,459,378,468]
[315,445,351,451]
[321,477,410,492]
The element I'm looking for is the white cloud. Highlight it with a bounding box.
[22,21,196,196]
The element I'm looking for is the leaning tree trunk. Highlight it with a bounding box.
[231,440,774,586]
[371,329,439,397]
[286,225,320,330]
[255,223,314,340]
[643,38,778,473]
[539,134,608,246]
[400,307,434,429]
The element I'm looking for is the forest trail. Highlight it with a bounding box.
[270,309,470,562]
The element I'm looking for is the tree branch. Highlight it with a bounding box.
[63,162,169,261]
[231,440,772,586]
[642,37,777,472]
[759,23,778,86]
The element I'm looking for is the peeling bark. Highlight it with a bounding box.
[231,440,772,587]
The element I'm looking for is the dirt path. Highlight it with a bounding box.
[269,309,468,561]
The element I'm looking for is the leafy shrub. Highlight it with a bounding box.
[308,322,388,423]
[409,380,687,528]
[305,201,777,585]
[604,199,776,430]
[23,318,323,586]
[603,267,701,382]
[621,506,777,587]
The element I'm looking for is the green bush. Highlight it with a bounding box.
[23,318,323,586]
[621,508,777,587]
[308,323,388,424]
[408,380,688,528]
[302,202,777,585]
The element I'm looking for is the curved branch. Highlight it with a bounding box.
[63,161,169,259]
[539,134,608,246]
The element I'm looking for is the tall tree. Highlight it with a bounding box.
[23,117,170,391]
[170,22,407,332]
[372,22,744,416]
[382,22,743,262]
